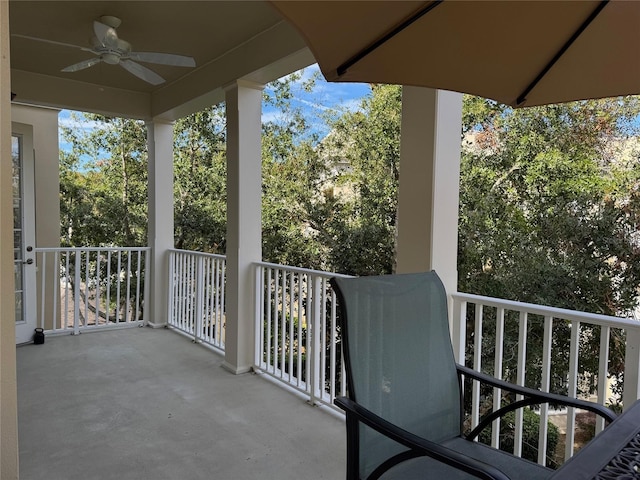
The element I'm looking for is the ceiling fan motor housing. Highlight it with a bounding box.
[102,52,120,65]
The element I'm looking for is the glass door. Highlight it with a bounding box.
[12,124,37,344]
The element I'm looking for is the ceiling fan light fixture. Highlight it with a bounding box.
[102,52,120,65]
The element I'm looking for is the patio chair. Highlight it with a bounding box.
[330,271,616,480]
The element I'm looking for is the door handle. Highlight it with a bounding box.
[23,258,33,265]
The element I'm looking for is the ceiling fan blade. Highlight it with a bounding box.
[93,21,119,48]
[61,57,102,72]
[128,51,196,67]
[11,33,91,52]
[120,60,165,85]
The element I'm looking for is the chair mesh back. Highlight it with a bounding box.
[333,271,461,479]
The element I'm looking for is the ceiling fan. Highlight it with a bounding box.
[15,16,196,85]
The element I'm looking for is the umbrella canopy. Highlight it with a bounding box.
[271,0,640,108]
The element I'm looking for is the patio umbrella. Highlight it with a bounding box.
[270,0,640,108]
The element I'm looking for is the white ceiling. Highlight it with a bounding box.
[9,1,314,120]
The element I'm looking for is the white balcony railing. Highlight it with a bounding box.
[254,262,351,411]
[133,250,640,467]
[34,247,149,335]
[452,292,640,465]
[167,249,226,352]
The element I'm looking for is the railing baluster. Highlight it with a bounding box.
[95,250,101,326]
[310,274,323,405]
[106,250,112,324]
[73,251,81,335]
[623,329,640,412]
[538,315,553,466]
[452,298,467,365]
[274,268,280,375]
[596,326,610,434]
[320,277,328,403]
[306,275,313,396]
[51,251,59,330]
[204,257,212,342]
[181,253,188,331]
[565,320,581,460]
[297,274,304,388]
[254,265,263,369]
[280,271,287,380]
[472,303,483,430]
[288,271,295,380]
[83,250,90,326]
[142,249,150,325]
[115,251,122,324]
[491,307,505,449]
[134,250,142,323]
[64,251,71,331]
[266,267,273,372]
[125,252,132,324]
[329,281,338,404]
[39,250,47,330]
[514,310,528,457]
[194,255,205,342]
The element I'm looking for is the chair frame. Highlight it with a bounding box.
[331,276,617,480]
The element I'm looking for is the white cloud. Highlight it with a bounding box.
[58,111,109,132]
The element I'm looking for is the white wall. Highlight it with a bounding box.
[11,104,61,250]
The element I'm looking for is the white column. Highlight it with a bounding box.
[395,87,463,296]
[146,119,174,327]
[624,329,640,409]
[0,2,19,478]
[224,80,263,374]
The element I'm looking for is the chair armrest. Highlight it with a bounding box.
[456,364,617,440]
[335,396,512,480]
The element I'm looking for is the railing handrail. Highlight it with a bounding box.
[35,246,151,253]
[452,291,638,329]
[255,261,352,279]
[168,248,226,260]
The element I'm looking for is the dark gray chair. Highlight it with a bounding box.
[330,271,616,480]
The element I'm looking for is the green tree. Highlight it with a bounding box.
[60,112,148,247]
[458,97,640,395]
[261,69,331,268]
[316,84,401,275]
[173,106,227,253]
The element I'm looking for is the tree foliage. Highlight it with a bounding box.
[60,113,148,247]
[457,97,640,395]
[173,106,227,253]
[458,98,640,317]
[318,84,401,276]
[261,70,329,268]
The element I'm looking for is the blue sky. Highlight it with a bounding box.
[262,64,371,137]
[59,64,371,153]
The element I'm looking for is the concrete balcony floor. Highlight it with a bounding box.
[17,327,345,480]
